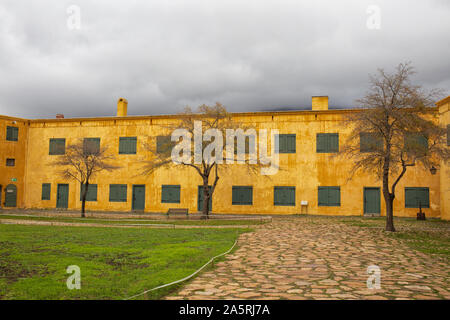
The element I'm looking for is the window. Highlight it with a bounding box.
[6,126,18,141]
[41,183,51,200]
[232,186,253,205]
[318,186,341,206]
[6,158,15,166]
[83,138,100,154]
[109,184,127,202]
[119,137,137,154]
[360,132,383,152]
[157,136,175,154]
[404,133,428,154]
[161,185,181,203]
[274,186,295,206]
[316,133,339,153]
[80,183,98,201]
[49,138,66,155]
[405,187,429,208]
[275,134,296,153]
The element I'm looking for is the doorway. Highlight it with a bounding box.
[4,184,16,207]
[132,185,145,210]
[198,185,212,212]
[56,184,69,209]
[364,187,381,216]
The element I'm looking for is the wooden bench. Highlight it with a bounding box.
[167,208,189,218]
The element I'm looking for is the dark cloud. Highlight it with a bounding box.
[0,0,448,118]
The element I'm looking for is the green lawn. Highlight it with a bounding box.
[0,224,249,299]
[0,214,266,226]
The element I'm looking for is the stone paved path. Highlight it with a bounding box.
[166,217,450,300]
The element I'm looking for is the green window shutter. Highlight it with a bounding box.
[289,187,295,205]
[119,137,137,154]
[120,185,127,202]
[42,183,51,200]
[287,134,296,153]
[274,187,280,205]
[279,135,287,153]
[6,127,12,140]
[232,187,239,204]
[288,187,295,205]
[328,134,339,152]
[162,185,180,203]
[232,186,253,205]
[276,134,296,153]
[318,187,327,206]
[418,188,429,208]
[109,185,116,201]
[405,187,429,208]
[360,132,383,152]
[404,133,428,153]
[274,186,295,206]
[157,136,174,154]
[83,138,100,154]
[318,186,341,206]
[360,133,370,152]
[274,187,281,205]
[317,133,339,153]
[405,188,414,207]
[13,127,18,141]
[328,187,341,206]
[244,187,253,205]
[49,138,66,155]
[88,184,98,201]
[109,184,127,202]
[6,126,19,141]
[316,134,326,153]
[80,184,98,201]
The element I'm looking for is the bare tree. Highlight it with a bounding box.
[51,139,120,217]
[142,103,273,218]
[340,62,449,231]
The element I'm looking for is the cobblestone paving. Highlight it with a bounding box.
[166,217,450,300]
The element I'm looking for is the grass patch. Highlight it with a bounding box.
[0,224,249,299]
[337,216,450,259]
[0,214,266,226]
[387,230,450,256]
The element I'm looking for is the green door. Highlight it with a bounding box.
[132,185,145,210]
[4,184,17,207]
[56,184,69,209]
[364,187,380,215]
[198,186,212,212]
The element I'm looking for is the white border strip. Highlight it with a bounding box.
[123,239,238,300]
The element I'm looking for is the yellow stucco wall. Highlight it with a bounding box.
[437,97,450,220]
[10,104,441,218]
[0,116,28,209]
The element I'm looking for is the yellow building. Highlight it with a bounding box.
[0,96,449,218]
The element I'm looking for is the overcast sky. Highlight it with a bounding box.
[0,0,449,118]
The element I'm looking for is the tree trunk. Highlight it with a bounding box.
[201,177,209,219]
[81,182,89,218]
[382,154,396,232]
[385,195,395,232]
[382,169,395,232]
